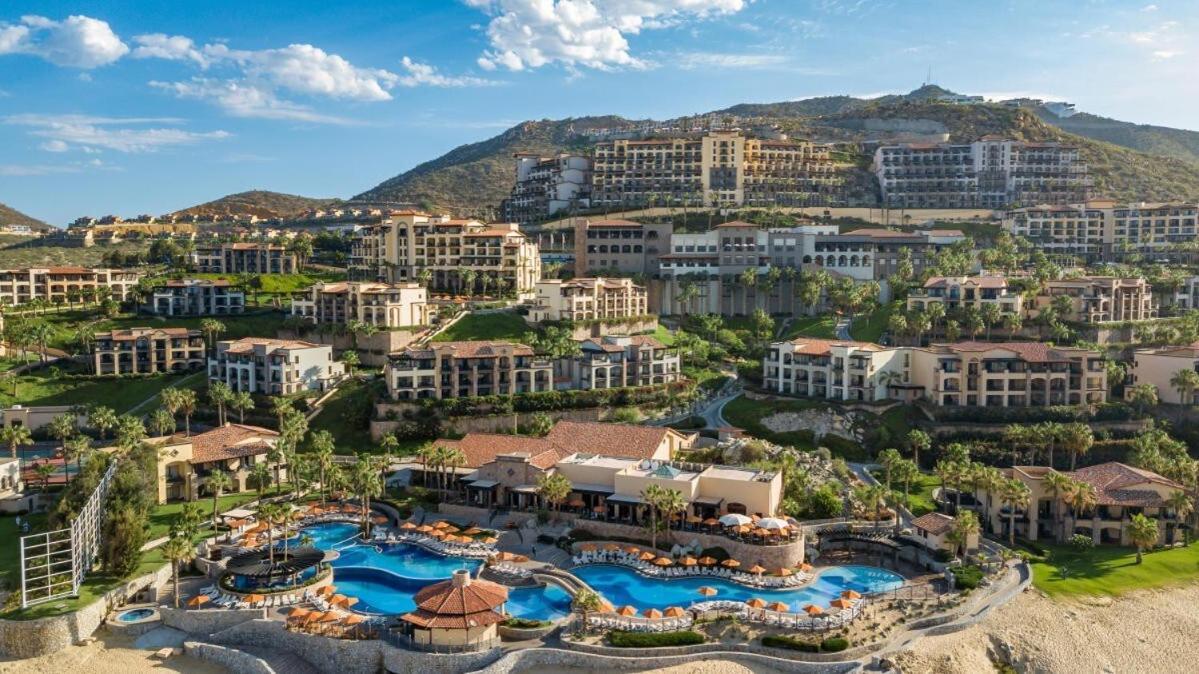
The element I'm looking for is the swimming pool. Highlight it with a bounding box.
[301,522,573,620]
[572,564,903,612]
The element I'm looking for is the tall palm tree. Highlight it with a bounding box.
[877,448,903,494]
[1061,422,1093,471]
[88,406,118,442]
[162,535,196,609]
[231,391,255,424]
[351,456,382,536]
[0,424,32,459]
[1001,479,1031,545]
[1170,368,1199,405]
[62,434,91,482]
[658,488,688,542]
[257,502,285,564]
[270,397,294,430]
[1128,513,1159,564]
[640,483,665,550]
[206,469,233,529]
[906,429,930,469]
[310,430,336,503]
[177,389,198,436]
[1043,472,1074,542]
[1165,490,1194,544]
[855,484,888,531]
[947,510,980,559]
[249,463,272,500]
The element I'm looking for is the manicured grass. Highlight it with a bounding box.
[147,492,261,540]
[305,378,422,456]
[649,323,675,346]
[683,366,728,395]
[781,315,837,340]
[1031,542,1199,598]
[850,301,896,343]
[721,395,825,449]
[871,467,938,516]
[878,405,921,447]
[0,370,197,412]
[431,311,536,343]
[188,271,345,305]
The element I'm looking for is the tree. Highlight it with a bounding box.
[151,408,176,437]
[1171,368,1199,405]
[116,414,146,452]
[270,396,294,430]
[63,434,91,481]
[527,412,554,437]
[640,483,665,550]
[177,389,198,436]
[162,535,196,609]
[1128,513,1159,564]
[748,309,774,353]
[257,502,285,565]
[209,381,233,426]
[980,303,1003,341]
[536,472,572,516]
[47,412,76,456]
[1003,424,1029,465]
[174,502,204,540]
[1166,490,1194,544]
[1128,384,1159,416]
[249,463,272,499]
[854,484,888,531]
[905,429,930,468]
[657,488,687,542]
[1060,423,1093,471]
[33,461,55,492]
[1000,479,1031,545]
[206,469,232,529]
[89,405,118,442]
[0,424,32,459]
[877,448,903,494]
[1044,472,1074,542]
[351,456,382,536]
[340,349,360,376]
[947,510,980,559]
[310,430,336,503]
[894,459,920,512]
[1069,481,1097,531]
[199,318,226,351]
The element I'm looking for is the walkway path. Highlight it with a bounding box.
[835,317,852,340]
[239,644,320,674]
[125,369,206,416]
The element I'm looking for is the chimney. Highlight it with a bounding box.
[451,568,471,588]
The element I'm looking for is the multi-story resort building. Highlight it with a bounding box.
[1126,342,1199,404]
[350,212,541,296]
[191,243,298,274]
[386,340,554,400]
[155,423,283,502]
[573,218,672,276]
[763,338,1106,406]
[873,137,1090,209]
[569,335,681,390]
[92,327,207,375]
[906,275,1023,315]
[1173,276,1199,311]
[974,463,1188,545]
[290,281,431,328]
[655,223,965,315]
[501,152,592,223]
[209,338,345,395]
[145,279,245,316]
[590,130,843,208]
[1031,276,1156,323]
[527,277,648,323]
[1002,199,1199,258]
[0,266,140,306]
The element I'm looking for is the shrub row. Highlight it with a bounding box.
[761,634,849,652]
[932,402,1137,424]
[420,382,694,416]
[608,630,705,648]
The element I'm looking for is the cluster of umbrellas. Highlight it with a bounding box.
[742,589,863,616]
[399,521,499,545]
[286,606,369,637]
[493,551,530,562]
[615,605,689,619]
[711,514,798,542]
[580,543,813,577]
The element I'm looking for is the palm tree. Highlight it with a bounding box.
[657,488,688,542]
[310,430,336,503]
[572,588,602,635]
[63,434,91,482]
[249,463,272,499]
[536,472,572,516]
[162,535,196,609]
[906,429,930,469]
[1000,479,1031,545]
[199,318,226,352]
[640,483,665,551]
[177,389,198,436]
[257,502,285,564]
[206,469,233,529]
[0,424,32,459]
[267,441,286,496]
[1068,481,1097,534]
[151,408,175,437]
[270,397,294,430]
[1166,490,1194,544]
[1128,513,1159,564]
[980,303,1003,341]
[1044,472,1074,542]
[209,381,233,426]
[351,456,382,536]
[231,391,255,424]
[934,460,964,511]
[877,448,903,494]
[855,484,888,531]
[416,442,436,488]
[33,461,55,492]
[895,459,920,512]
[1002,424,1028,465]
[1170,368,1199,405]
[1061,423,1093,471]
[340,350,360,376]
[947,510,980,559]
[89,406,118,442]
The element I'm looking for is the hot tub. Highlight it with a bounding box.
[108,604,162,636]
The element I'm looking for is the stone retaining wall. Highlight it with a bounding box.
[184,641,276,674]
[563,634,881,664]
[381,645,501,674]
[497,622,558,640]
[371,407,603,441]
[475,646,859,674]
[161,606,264,636]
[571,519,806,567]
[0,559,172,658]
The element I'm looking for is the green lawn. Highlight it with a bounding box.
[432,311,537,343]
[187,271,345,306]
[850,301,896,343]
[26,307,289,352]
[721,395,826,449]
[649,323,675,346]
[305,378,422,456]
[1031,542,1199,598]
[147,492,261,540]
[0,369,197,412]
[780,315,837,340]
[871,467,938,516]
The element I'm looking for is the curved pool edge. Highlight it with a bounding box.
[566,561,906,595]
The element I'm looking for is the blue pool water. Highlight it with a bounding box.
[572,564,903,612]
[301,522,572,620]
[116,608,155,623]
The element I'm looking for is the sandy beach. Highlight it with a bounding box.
[0,630,227,674]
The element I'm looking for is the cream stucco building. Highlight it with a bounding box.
[209,338,345,395]
[153,424,283,503]
[291,281,431,328]
[527,277,648,323]
[1126,343,1199,404]
[1031,276,1156,324]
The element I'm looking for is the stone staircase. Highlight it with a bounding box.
[239,644,321,674]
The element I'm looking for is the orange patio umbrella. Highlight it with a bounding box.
[604,543,622,552]
[698,556,717,566]
[800,563,813,572]
[642,608,663,619]
[804,604,825,616]
[245,593,266,605]
[664,606,686,617]
[329,594,349,607]
[187,594,211,608]
[748,564,766,575]
[434,521,451,529]
[679,556,698,566]
[401,522,417,530]
[639,551,657,561]
[768,602,789,612]
[580,544,598,552]
[287,607,311,621]
[841,589,861,600]
[371,515,389,524]
[495,551,515,561]
[568,498,586,507]
[318,611,341,623]
[686,514,702,524]
[464,527,484,535]
[342,614,365,626]
[317,585,337,596]
[653,556,673,566]
[721,559,741,568]
[428,529,447,538]
[416,525,434,533]
[512,554,529,562]
[703,517,719,526]
[697,586,718,597]
[829,598,853,610]
[482,536,499,545]
[617,605,638,616]
[775,567,793,577]
[745,598,766,608]
[623,546,640,555]
[443,525,460,534]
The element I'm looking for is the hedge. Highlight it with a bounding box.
[950,565,984,590]
[932,402,1137,424]
[419,381,695,416]
[762,635,851,652]
[608,630,705,647]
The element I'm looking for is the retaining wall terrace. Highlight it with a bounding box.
[475,646,860,674]
[571,519,806,567]
[0,560,172,658]
[184,641,276,674]
[161,606,264,636]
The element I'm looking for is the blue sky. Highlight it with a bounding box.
[2,0,1196,225]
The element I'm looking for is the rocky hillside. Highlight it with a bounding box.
[0,203,50,230]
[1037,110,1199,166]
[172,190,343,219]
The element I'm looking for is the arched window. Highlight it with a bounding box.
[802,255,812,264]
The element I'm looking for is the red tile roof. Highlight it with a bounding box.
[1067,462,1184,507]
[784,338,881,356]
[933,342,1083,362]
[403,574,508,629]
[922,276,1008,290]
[431,434,564,470]
[186,424,279,464]
[911,512,955,536]
[431,421,688,471]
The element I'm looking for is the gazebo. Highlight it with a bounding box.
[400,570,508,652]
[223,546,326,592]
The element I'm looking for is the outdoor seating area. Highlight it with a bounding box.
[284,604,387,640]
[393,520,501,559]
[687,590,866,631]
[572,544,814,588]
[587,606,695,632]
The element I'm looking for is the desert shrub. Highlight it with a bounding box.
[820,636,849,652]
[609,630,704,647]
[950,565,984,590]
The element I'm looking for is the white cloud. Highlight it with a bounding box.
[675,52,787,69]
[0,15,128,68]
[4,113,229,153]
[200,43,399,101]
[1142,4,1158,11]
[1152,49,1183,60]
[132,33,208,67]
[0,163,81,176]
[469,0,748,72]
[397,56,496,87]
[150,78,354,124]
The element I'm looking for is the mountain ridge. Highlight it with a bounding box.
[171,190,344,219]
[0,203,51,230]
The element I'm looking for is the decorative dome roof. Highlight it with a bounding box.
[402,570,509,630]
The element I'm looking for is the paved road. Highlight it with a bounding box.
[835,318,852,340]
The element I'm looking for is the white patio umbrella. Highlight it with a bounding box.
[719,513,753,527]
[757,517,790,530]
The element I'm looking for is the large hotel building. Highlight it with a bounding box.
[501,152,592,223]
[350,212,541,296]
[0,267,140,306]
[1002,198,1199,258]
[590,131,844,208]
[191,243,298,274]
[290,281,431,328]
[873,137,1090,209]
[763,338,1106,407]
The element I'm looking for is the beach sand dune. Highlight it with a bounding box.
[0,630,227,674]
